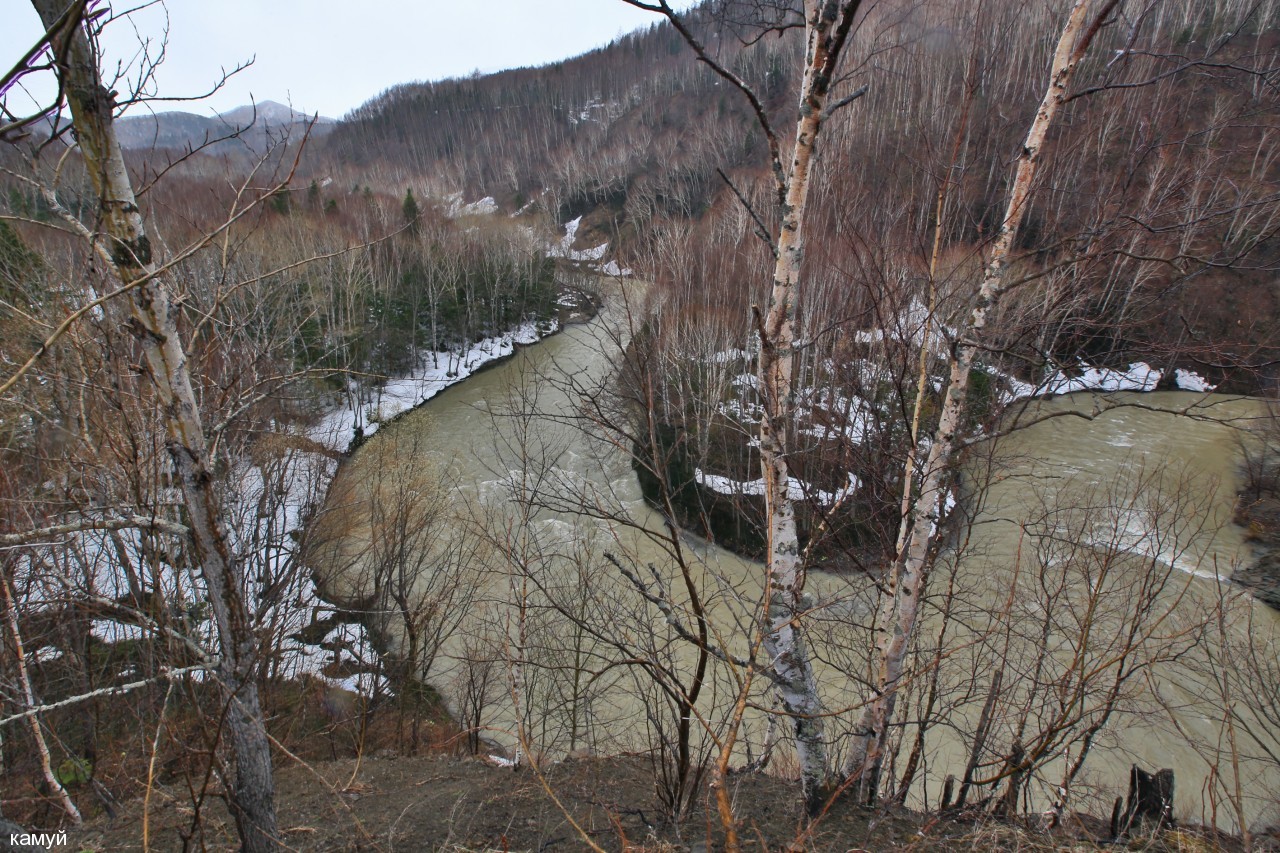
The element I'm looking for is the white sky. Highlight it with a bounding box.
[3,1,692,120]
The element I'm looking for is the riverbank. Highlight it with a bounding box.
[296,293,1280,832]
[294,282,603,695]
[309,284,600,455]
[1235,507,1280,608]
[1233,411,1280,608]
[631,350,1226,574]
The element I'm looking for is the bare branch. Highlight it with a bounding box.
[0,514,189,548]
[0,666,210,728]
[717,167,777,256]
[619,0,787,201]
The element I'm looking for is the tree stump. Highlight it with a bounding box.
[1121,764,1175,834]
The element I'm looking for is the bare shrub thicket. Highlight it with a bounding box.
[609,0,1280,842]
[462,341,726,820]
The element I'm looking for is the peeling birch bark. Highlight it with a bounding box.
[30,2,279,848]
[843,0,1114,802]
[755,0,862,815]
[620,0,864,816]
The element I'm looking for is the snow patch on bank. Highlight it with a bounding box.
[511,190,546,218]
[709,348,751,364]
[1174,368,1216,393]
[48,315,564,696]
[547,217,632,276]
[310,318,558,453]
[445,193,498,217]
[999,361,1216,402]
[695,468,861,508]
[854,297,954,352]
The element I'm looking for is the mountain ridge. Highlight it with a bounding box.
[113,99,335,151]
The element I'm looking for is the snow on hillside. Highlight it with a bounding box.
[547,217,632,275]
[445,193,498,217]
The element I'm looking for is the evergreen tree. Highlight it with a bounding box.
[402,188,420,230]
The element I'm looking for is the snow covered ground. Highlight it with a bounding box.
[444,192,498,217]
[309,318,558,453]
[20,312,567,701]
[547,217,632,275]
[998,360,1215,401]
[695,468,861,508]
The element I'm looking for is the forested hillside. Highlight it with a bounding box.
[311,0,1280,565]
[317,2,1279,389]
[320,16,757,233]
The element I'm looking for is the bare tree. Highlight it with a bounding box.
[621,0,872,813]
[354,431,481,749]
[5,4,282,847]
[843,0,1122,801]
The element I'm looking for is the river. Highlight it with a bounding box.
[305,288,1279,831]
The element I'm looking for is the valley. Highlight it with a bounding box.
[2,0,1279,849]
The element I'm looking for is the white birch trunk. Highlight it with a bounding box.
[621,0,862,815]
[844,0,1104,800]
[755,0,852,814]
[31,2,279,848]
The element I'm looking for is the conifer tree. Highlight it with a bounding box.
[403,188,420,230]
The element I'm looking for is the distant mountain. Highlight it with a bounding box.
[114,100,335,152]
[217,101,332,128]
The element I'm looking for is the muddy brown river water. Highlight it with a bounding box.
[307,289,1279,831]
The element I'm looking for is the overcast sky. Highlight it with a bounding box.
[4,1,693,120]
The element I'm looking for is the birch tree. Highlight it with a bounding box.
[18,3,280,848]
[842,0,1123,801]
[621,0,868,812]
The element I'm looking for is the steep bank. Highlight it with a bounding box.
[1234,411,1280,608]
[71,753,1254,852]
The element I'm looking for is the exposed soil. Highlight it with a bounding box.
[61,754,1259,852]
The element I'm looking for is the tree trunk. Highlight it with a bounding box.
[30,2,279,848]
[843,0,1108,802]
[1122,765,1175,833]
[619,0,863,815]
[755,0,858,814]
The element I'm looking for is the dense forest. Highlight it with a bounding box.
[319,2,1280,382]
[2,0,1280,850]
